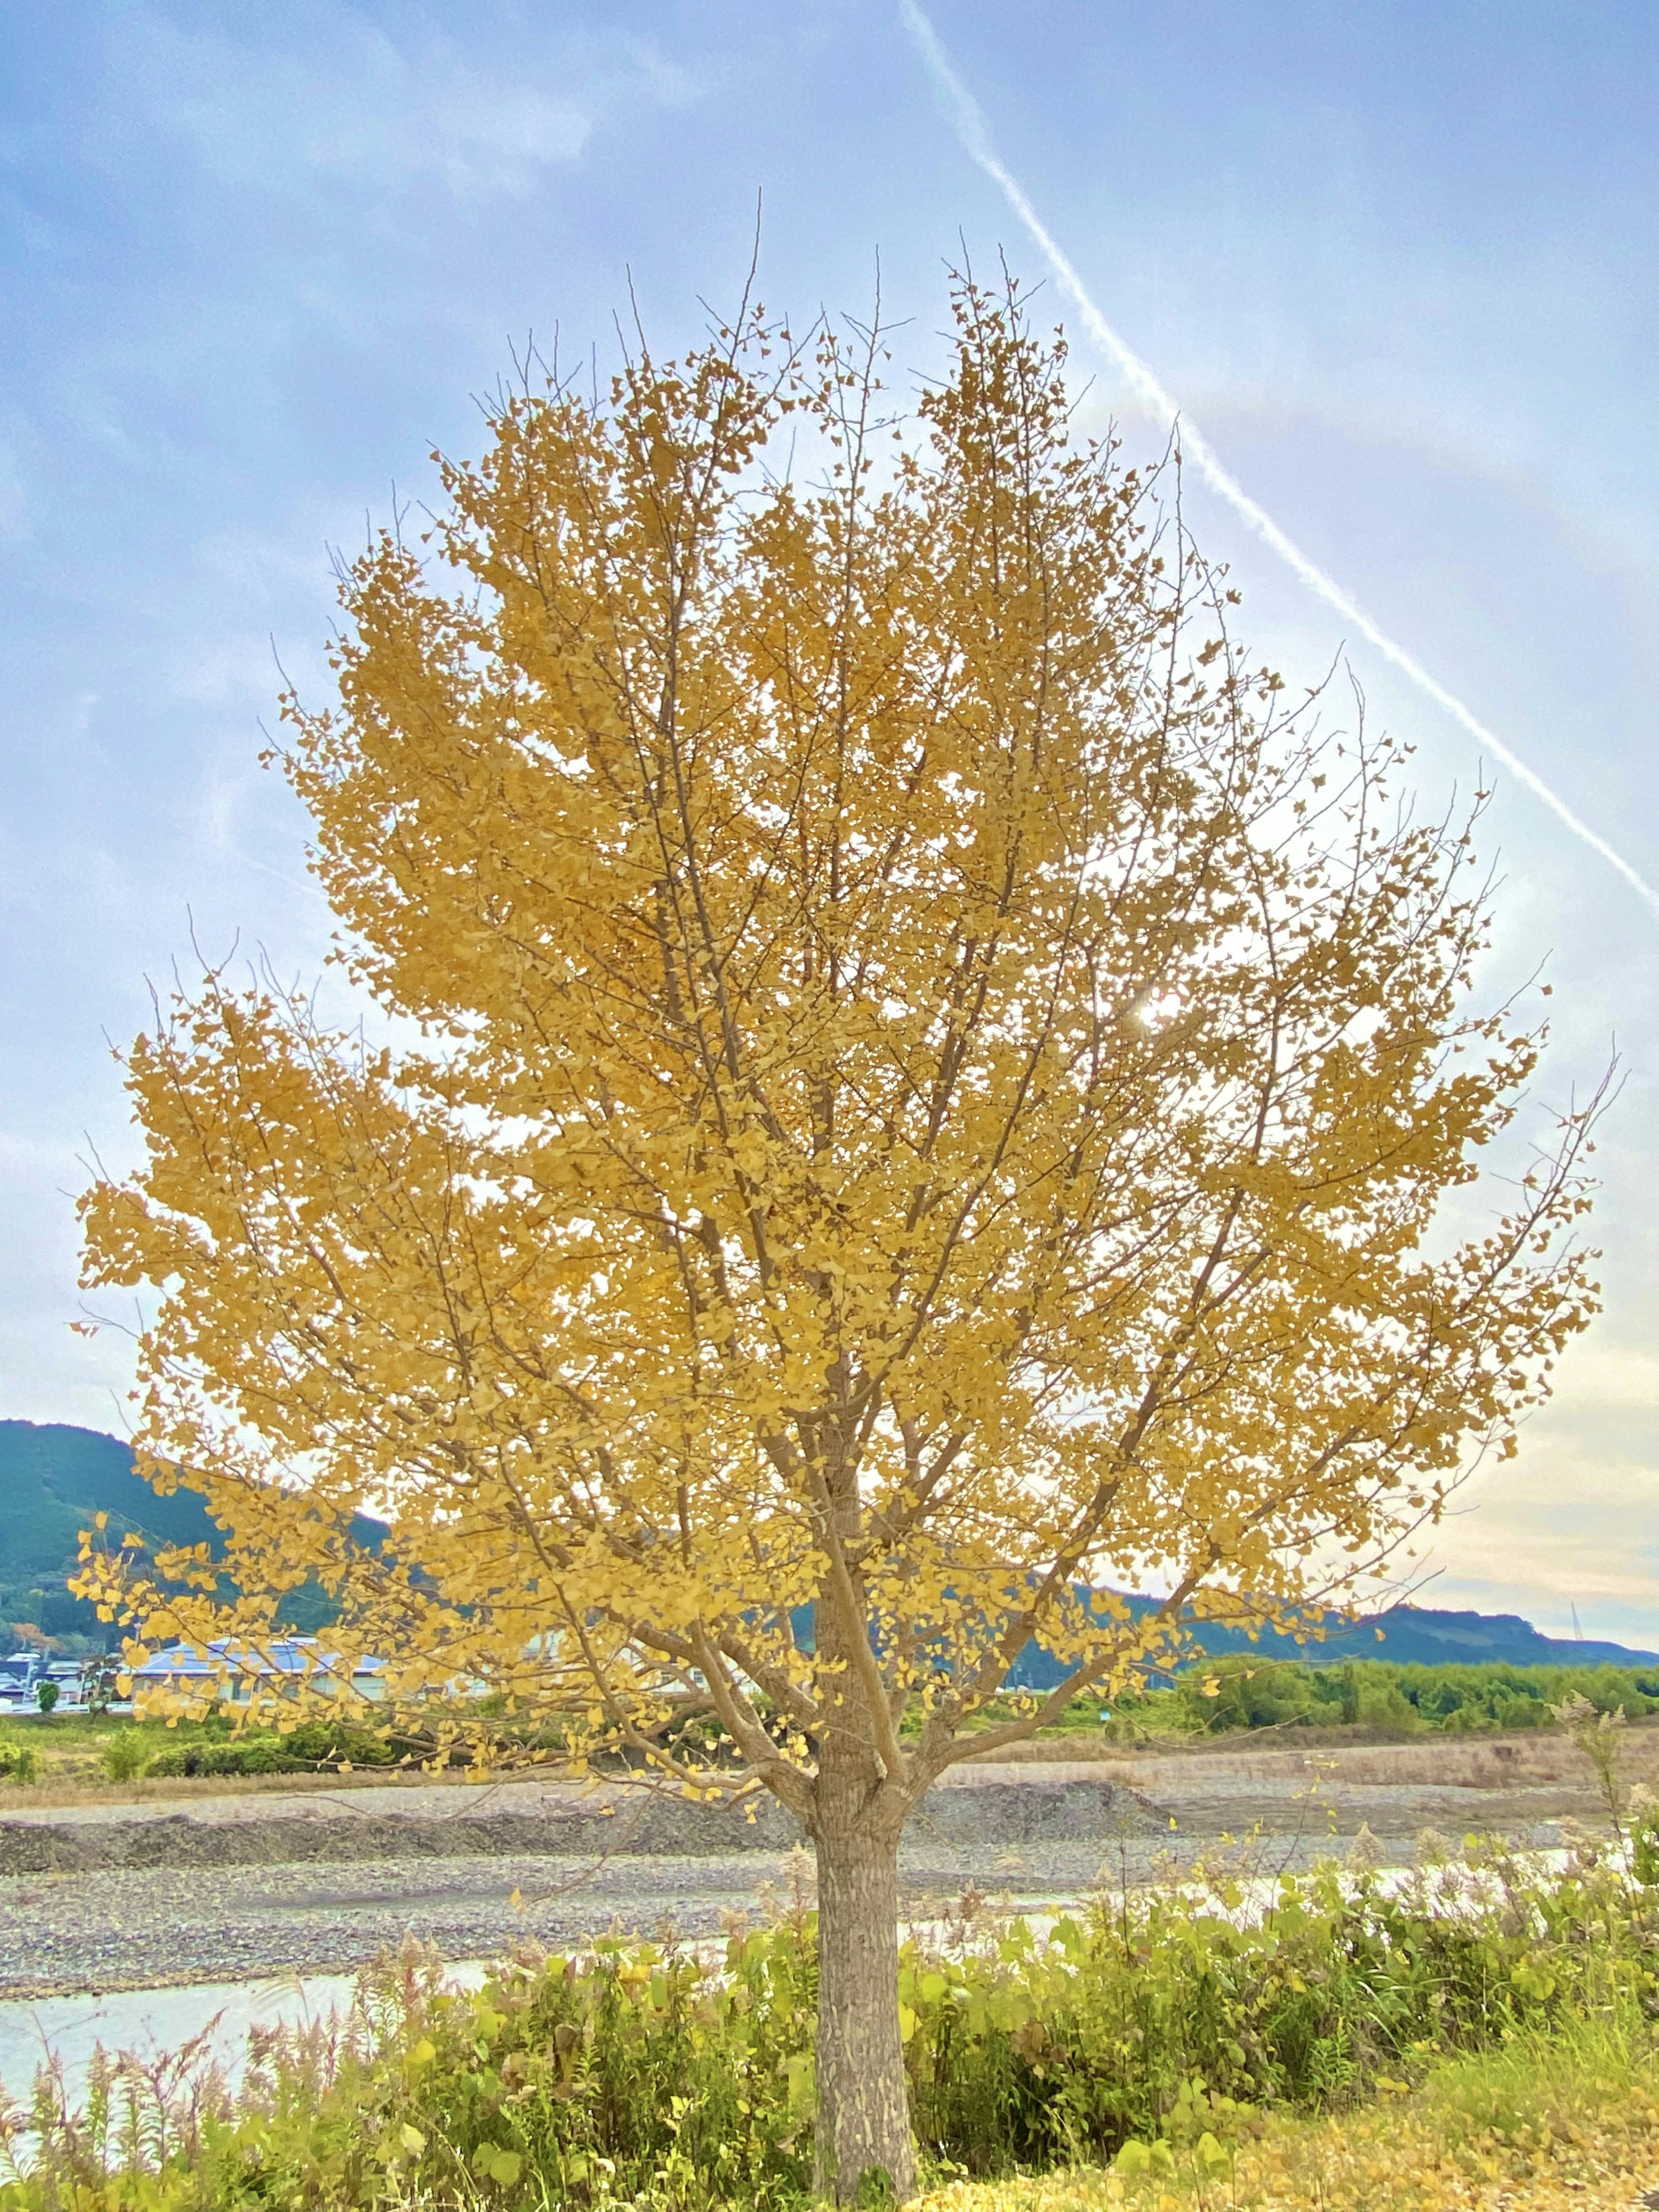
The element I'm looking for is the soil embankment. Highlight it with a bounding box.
[0,1773,1161,1875]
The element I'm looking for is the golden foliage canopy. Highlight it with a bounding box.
[79,280,1599,1815]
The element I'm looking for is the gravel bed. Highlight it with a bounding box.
[0,1749,1595,1999]
[0,1839,1140,1998]
[0,1776,1165,1876]
[0,1824,1573,1999]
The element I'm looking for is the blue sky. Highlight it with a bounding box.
[4,1,1657,1642]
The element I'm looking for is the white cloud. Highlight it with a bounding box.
[295,67,591,203]
[1414,1418,1659,1645]
[105,14,697,210]
[1543,1343,1659,1412]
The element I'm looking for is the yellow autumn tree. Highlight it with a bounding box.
[78,278,1601,2200]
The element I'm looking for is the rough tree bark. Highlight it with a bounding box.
[803,1437,918,2204]
[812,1813,913,2202]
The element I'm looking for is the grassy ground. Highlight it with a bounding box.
[0,1711,133,1789]
[923,2010,1659,2210]
[0,1708,437,1804]
[0,1712,256,1793]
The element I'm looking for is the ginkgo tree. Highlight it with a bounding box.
[78,275,1602,2201]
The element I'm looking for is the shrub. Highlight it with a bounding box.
[895,1849,1659,2171]
[1101,1654,1659,1742]
[1354,1679,1419,1732]
[283,1718,397,1767]
[0,1739,37,1785]
[99,1732,152,1783]
[142,1719,399,1779]
[32,1682,57,1716]
[145,1733,304,1778]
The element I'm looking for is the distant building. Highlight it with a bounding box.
[0,1652,89,1707]
[131,1637,387,1704]
[0,1650,47,1703]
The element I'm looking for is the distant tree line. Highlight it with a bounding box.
[1093,1656,1659,1739]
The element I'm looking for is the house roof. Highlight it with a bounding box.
[133,1638,387,1681]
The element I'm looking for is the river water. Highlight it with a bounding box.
[0,1961,492,2118]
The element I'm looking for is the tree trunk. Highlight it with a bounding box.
[814,1816,916,2202]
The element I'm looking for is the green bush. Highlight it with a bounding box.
[99,1731,152,1782]
[0,1739,36,1785]
[145,1733,303,1778]
[143,1718,399,1779]
[1354,1678,1419,1732]
[283,1718,397,1767]
[896,1848,1659,2171]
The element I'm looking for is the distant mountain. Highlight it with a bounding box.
[0,1421,383,1652]
[1003,1593,1659,1687]
[790,1588,1658,1687]
[1188,1602,1659,1672]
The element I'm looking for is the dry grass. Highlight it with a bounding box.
[969,1718,1659,1792]
[0,1766,483,1812]
[1146,1726,1659,1795]
[1119,1738,1579,1791]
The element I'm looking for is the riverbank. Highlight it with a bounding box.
[0,1771,1163,1996]
[0,1729,1618,1999]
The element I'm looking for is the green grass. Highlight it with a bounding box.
[0,1711,404,1792]
[1412,1996,1659,2146]
[927,2000,1659,2209]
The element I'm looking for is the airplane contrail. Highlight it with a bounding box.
[898,0,1659,921]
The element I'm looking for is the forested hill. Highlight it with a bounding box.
[0,1420,383,1652]
[995,1593,1659,1685]
[791,1595,1658,1685]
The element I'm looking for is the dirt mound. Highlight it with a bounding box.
[909,1778,1166,1850]
[0,1777,1163,1875]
